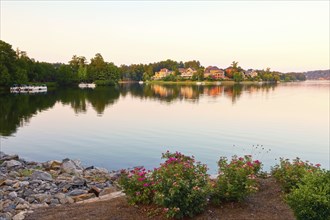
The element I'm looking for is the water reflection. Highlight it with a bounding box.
[122,83,276,104]
[1,83,276,136]
[0,87,120,136]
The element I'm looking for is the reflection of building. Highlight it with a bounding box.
[153,68,174,79]
[204,66,225,79]
[179,68,197,78]
[203,86,223,97]
[180,86,196,99]
[152,85,174,97]
[244,69,258,78]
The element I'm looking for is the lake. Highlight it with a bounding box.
[0,81,329,173]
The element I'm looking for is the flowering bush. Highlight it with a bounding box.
[271,157,320,193]
[119,151,210,218]
[119,167,153,204]
[152,151,210,218]
[212,155,262,203]
[286,170,330,220]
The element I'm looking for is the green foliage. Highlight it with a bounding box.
[233,72,243,82]
[119,167,154,205]
[119,151,210,219]
[152,151,209,218]
[271,157,320,193]
[286,171,330,220]
[94,79,116,86]
[212,155,262,203]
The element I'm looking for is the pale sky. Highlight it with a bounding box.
[1,1,329,72]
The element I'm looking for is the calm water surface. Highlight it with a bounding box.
[0,81,329,173]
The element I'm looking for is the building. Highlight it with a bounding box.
[179,67,197,78]
[244,69,258,78]
[204,66,225,79]
[153,68,174,79]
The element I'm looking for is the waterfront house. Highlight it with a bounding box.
[153,68,174,79]
[204,66,225,79]
[179,67,197,78]
[244,69,258,78]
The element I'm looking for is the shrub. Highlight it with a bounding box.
[118,167,153,205]
[212,155,262,203]
[152,151,210,218]
[94,80,116,86]
[119,151,210,219]
[271,157,320,193]
[286,170,330,220]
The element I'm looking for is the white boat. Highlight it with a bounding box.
[78,83,96,89]
[215,82,221,85]
[10,84,47,93]
[196,82,202,85]
[138,81,144,84]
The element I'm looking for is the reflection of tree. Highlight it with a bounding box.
[0,83,277,136]
[0,93,57,136]
[0,87,120,136]
[86,87,120,115]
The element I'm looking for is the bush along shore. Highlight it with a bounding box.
[1,151,329,220]
[0,152,123,220]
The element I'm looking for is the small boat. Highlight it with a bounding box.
[196,82,202,85]
[78,83,96,89]
[215,82,221,85]
[138,81,144,84]
[10,84,47,93]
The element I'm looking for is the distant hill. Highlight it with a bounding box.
[304,70,330,80]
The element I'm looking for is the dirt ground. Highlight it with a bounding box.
[25,178,295,220]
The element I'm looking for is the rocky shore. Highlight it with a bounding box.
[0,152,123,220]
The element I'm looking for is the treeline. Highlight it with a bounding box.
[0,40,120,86]
[0,40,306,87]
[304,70,330,80]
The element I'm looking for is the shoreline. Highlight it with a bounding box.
[0,151,123,220]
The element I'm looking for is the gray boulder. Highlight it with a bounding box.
[31,171,53,181]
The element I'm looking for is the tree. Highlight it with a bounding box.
[233,72,243,82]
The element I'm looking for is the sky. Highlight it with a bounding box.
[1,1,329,72]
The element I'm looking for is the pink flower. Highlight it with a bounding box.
[143,183,149,187]
[315,164,321,167]
[138,177,145,181]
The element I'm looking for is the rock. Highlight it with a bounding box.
[8,171,20,178]
[31,170,53,181]
[54,193,66,200]
[20,181,29,187]
[3,203,16,212]
[15,203,29,210]
[71,193,95,202]
[12,182,20,188]
[0,212,12,220]
[43,160,62,170]
[61,159,82,176]
[59,196,74,204]
[99,187,117,196]
[4,179,14,186]
[4,160,22,168]
[72,176,86,187]
[67,189,88,197]
[0,154,19,161]
[13,211,27,220]
[88,186,101,197]
[34,194,52,203]
[50,199,59,205]
[14,197,25,205]
[8,191,17,200]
